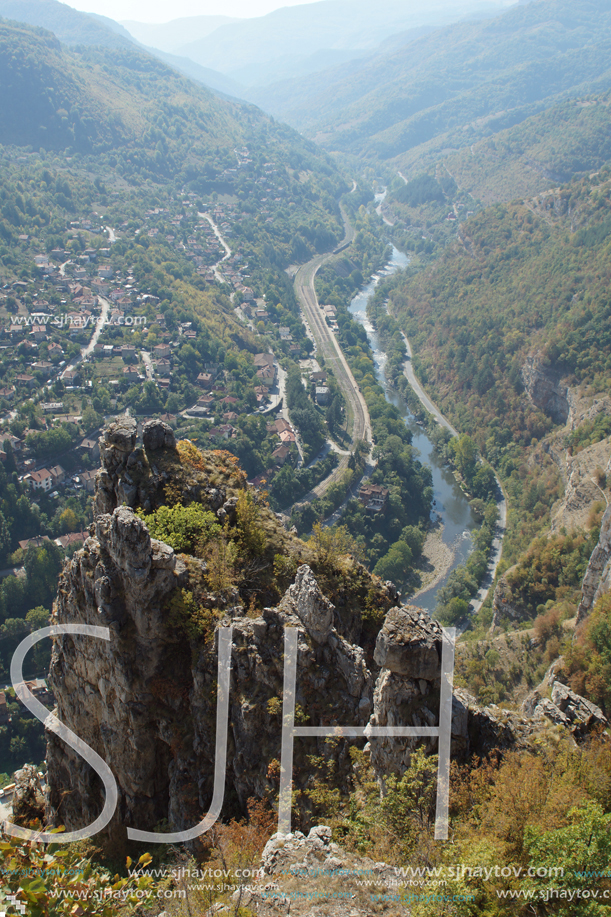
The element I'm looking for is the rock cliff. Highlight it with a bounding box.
[521,353,571,424]
[576,502,611,625]
[44,419,582,846]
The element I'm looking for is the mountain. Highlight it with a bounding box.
[0,0,132,46]
[138,48,246,98]
[172,0,509,87]
[249,0,611,170]
[0,19,245,154]
[120,14,238,54]
[440,91,611,204]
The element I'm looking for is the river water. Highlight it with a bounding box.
[348,246,477,611]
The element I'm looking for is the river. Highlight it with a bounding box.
[348,246,478,612]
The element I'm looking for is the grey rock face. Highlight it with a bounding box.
[11,765,46,825]
[521,353,570,423]
[279,564,335,643]
[373,605,442,678]
[576,503,611,625]
[94,416,139,516]
[551,682,607,731]
[534,699,571,728]
[143,419,176,452]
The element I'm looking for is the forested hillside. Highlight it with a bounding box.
[389,170,611,447]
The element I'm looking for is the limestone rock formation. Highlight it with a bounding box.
[521,352,570,423]
[11,765,46,826]
[237,825,409,916]
[490,568,532,628]
[279,564,335,643]
[576,502,611,625]
[373,605,442,678]
[45,419,603,848]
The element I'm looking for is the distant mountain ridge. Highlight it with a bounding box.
[247,0,611,171]
[120,15,237,55]
[168,0,509,86]
[0,0,132,46]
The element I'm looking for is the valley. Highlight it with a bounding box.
[1,0,611,914]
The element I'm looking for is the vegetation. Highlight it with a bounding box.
[137,503,221,555]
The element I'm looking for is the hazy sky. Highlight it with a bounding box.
[67,0,312,23]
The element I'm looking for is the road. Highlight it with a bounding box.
[61,295,111,378]
[292,203,373,504]
[141,350,154,380]
[201,213,232,283]
[401,334,458,437]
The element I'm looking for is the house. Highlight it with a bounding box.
[254,353,274,369]
[30,325,48,343]
[269,418,292,435]
[98,264,113,279]
[279,429,296,444]
[49,465,66,486]
[76,469,97,493]
[28,468,54,492]
[18,535,51,550]
[123,366,140,382]
[272,443,292,466]
[196,372,214,388]
[121,345,137,362]
[63,370,80,386]
[153,343,171,359]
[315,386,330,406]
[2,434,22,453]
[15,374,36,390]
[209,424,236,440]
[22,679,54,705]
[78,438,100,461]
[55,531,89,549]
[359,483,389,513]
[155,358,172,374]
[40,402,64,414]
[256,365,276,385]
[0,386,16,402]
[310,371,328,385]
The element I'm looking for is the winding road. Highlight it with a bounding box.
[201,213,232,284]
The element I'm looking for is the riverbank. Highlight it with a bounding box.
[404,519,455,601]
[399,328,508,614]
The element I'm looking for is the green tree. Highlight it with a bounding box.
[374,540,413,583]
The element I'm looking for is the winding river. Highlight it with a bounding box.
[348,247,478,612]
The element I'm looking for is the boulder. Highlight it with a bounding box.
[373,605,442,678]
[143,419,176,452]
